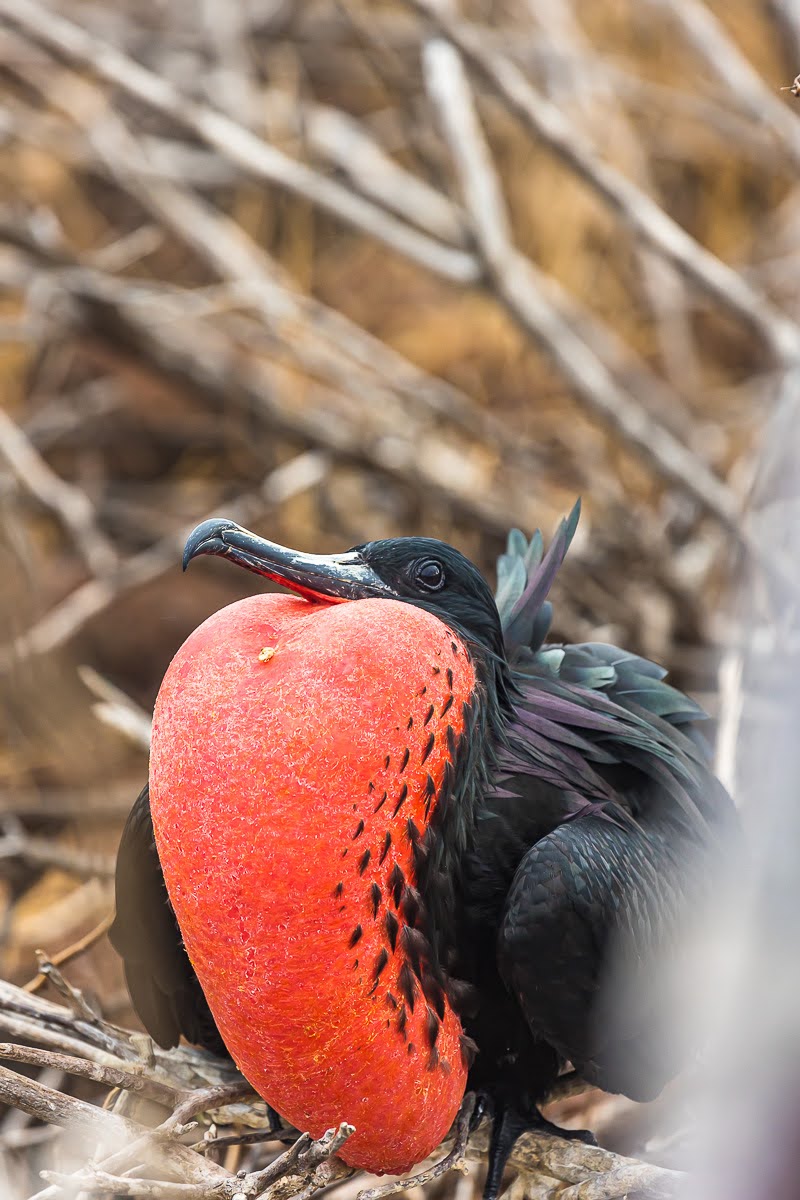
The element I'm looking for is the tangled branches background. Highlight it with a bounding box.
[0,0,798,1196]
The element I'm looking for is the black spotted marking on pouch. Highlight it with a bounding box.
[411,839,427,879]
[441,1059,452,1076]
[386,991,398,1010]
[422,973,446,1020]
[352,819,365,840]
[370,883,381,917]
[423,773,436,819]
[446,668,454,690]
[407,716,414,731]
[406,818,421,845]
[397,1005,408,1038]
[425,1006,440,1048]
[427,1046,440,1072]
[384,754,390,769]
[408,1042,415,1056]
[421,731,435,765]
[334,881,344,898]
[423,704,435,727]
[341,848,348,859]
[450,640,459,655]
[399,747,410,774]
[400,886,421,928]
[392,783,408,816]
[446,725,457,759]
[384,908,399,951]
[349,925,363,948]
[353,959,359,970]
[371,945,391,984]
[418,685,427,697]
[402,926,426,979]
[440,695,454,718]
[358,849,371,875]
[379,831,392,865]
[388,864,405,906]
[368,781,375,793]
[374,790,387,814]
[459,1034,479,1068]
[398,961,416,1011]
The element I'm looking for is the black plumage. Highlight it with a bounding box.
[112,505,734,1195]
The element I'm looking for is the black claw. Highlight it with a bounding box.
[483,1103,530,1200]
[482,1103,596,1200]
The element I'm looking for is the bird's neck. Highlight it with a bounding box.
[412,639,507,981]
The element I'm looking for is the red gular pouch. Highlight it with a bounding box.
[149,592,474,1173]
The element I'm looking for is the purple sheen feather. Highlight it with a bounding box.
[515,693,625,734]
[511,709,619,762]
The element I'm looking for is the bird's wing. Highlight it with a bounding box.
[490,506,735,1100]
[109,783,226,1056]
[497,808,691,1101]
[493,504,731,833]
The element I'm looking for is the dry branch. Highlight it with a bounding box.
[0,979,682,1200]
[0,0,478,285]
[0,407,117,577]
[408,0,800,364]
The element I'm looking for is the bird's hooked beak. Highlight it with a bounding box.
[182,518,392,605]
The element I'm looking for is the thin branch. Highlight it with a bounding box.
[0,1043,179,1107]
[0,816,116,879]
[0,406,117,576]
[23,911,116,994]
[357,1093,474,1200]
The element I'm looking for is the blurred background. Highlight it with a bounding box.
[0,0,798,1194]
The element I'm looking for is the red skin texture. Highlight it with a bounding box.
[149,593,474,1174]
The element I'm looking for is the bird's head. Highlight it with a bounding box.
[183,519,506,666]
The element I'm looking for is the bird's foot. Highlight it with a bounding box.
[529,1111,597,1146]
[482,1104,597,1200]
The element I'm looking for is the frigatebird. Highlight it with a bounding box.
[111,504,733,1194]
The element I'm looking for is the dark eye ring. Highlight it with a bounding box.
[415,559,445,591]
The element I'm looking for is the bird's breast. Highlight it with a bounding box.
[149,593,475,1173]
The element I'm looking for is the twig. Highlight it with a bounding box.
[22,912,119,994]
[408,0,800,365]
[0,1043,179,1107]
[0,816,116,879]
[0,406,117,576]
[357,1092,474,1200]
[78,664,153,750]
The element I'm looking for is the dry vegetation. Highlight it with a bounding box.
[0,0,798,1196]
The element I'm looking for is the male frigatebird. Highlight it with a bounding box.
[111,505,733,1195]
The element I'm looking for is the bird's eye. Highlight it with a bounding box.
[414,559,445,592]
